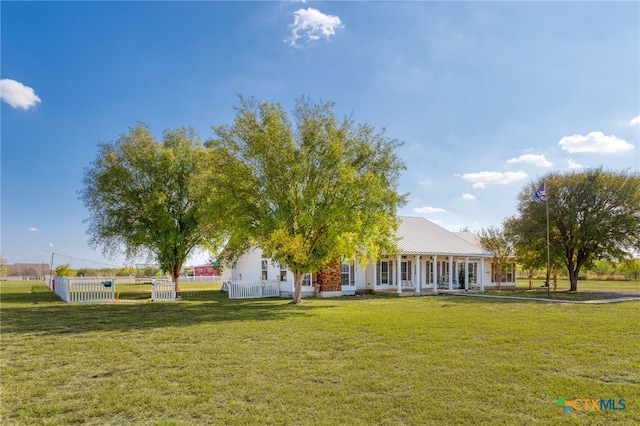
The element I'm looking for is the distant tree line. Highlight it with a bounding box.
[53,264,162,277]
[518,259,640,281]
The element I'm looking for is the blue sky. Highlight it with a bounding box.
[2,1,639,269]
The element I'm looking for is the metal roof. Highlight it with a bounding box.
[395,216,492,257]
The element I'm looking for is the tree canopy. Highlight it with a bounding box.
[79,124,223,289]
[507,168,640,291]
[54,264,75,277]
[206,97,407,304]
[478,226,513,290]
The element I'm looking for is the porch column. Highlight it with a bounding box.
[432,255,438,293]
[416,255,421,293]
[465,257,469,290]
[354,258,357,289]
[397,254,402,295]
[480,258,485,292]
[373,259,377,291]
[448,257,453,290]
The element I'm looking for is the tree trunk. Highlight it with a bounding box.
[528,270,533,290]
[293,271,304,305]
[568,268,578,292]
[566,254,579,292]
[172,265,181,292]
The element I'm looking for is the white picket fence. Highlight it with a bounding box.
[228,280,280,299]
[151,279,176,301]
[48,275,278,303]
[52,276,116,303]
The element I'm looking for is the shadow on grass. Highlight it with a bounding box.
[6,283,630,337]
[0,284,325,336]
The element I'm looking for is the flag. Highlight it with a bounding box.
[534,182,547,202]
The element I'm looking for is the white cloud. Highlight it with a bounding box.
[0,79,41,109]
[27,227,38,232]
[461,171,528,189]
[413,206,448,214]
[567,159,583,169]
[418,179,432,186]
[630,115,640,127]
[507,154,552,168]
[461,193,476,200]
[49,243,54,248]
[558,131,633,154]
[287,8,343,46]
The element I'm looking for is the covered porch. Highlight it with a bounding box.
[369,253,491,295]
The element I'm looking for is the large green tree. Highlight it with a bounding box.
[509,168,640,291]
[80,124,223,290]
[504,215,564,289]
[207,97,407,304]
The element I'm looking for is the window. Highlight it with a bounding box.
[261,260,268,281]
[401,261,412,281]
[380,261,389,285]
[302,273,314,286]
[341,261,350,286]
[506,263,514,282]
[468,262,477,284]
[458,262,478,286]
[491,262,514,283]
[279,264,287,282]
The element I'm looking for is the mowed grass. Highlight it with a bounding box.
[489,279,640,301]
[1,281,639,425]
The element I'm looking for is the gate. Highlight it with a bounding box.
[151,279,176,301]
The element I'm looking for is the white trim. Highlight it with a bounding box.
[416,255,421,293]
[465,257,469,290]
[432,255,438,293]
[397,255,402,295]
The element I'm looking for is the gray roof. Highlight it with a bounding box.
[395,216,492,257]
[454,231,481,246]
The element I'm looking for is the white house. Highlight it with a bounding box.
[221,216,516,298]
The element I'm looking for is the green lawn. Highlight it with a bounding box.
[517,278,640,292]
[2,281,639,425]
[488,279,640,301]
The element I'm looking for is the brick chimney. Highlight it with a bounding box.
[316,257,342,297]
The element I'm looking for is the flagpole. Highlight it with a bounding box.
[545,192,550,297]
[534,181,550,296]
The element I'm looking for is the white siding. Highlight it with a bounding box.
[231,247,264,282]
